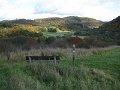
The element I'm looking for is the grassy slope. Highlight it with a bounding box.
[35,16,104,30]
[100,16,120,30]
[77,48,120,79]
[0,47,120,90]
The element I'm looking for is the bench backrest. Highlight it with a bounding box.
[26,56,60,61]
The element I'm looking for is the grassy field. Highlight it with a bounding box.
[0,47,120,90]
[42,31,87,39]
[42,32,73,37]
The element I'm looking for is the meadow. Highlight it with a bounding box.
[0,46,120,90]
[42,31,74,37]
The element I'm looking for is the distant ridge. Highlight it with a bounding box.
[0,16,104,31]
[35,16,104,31]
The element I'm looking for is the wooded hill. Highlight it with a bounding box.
[0,16,119,51]
[96,16,120,43]
[35,16,104,31]
[100,16,120,30]
[0,16,104,31]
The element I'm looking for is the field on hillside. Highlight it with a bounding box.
[42,31,87,39]
[42,32,73,37]
[0,46,120,90]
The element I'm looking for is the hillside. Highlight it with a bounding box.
[97,16,120,42]
[100,16,120,30]
[35,16,104,31]
[0,16,104,31]
[65,16,103,28]
[0,19,38,27]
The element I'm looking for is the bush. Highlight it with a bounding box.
[48,27,57,32]
[67,36,83,45]
[45,37,55,44]
[0,38,14,60]
[11,36,28,45]
[0,21,15,27]
[81,36,114,48]
[52,38,68,48]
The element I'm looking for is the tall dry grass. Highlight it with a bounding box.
[0,46,119,61]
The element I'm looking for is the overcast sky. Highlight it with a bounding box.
[0,0,120,21]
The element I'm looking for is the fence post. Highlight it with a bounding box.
[72,44,76,66]
[29,56,31,63]
[54,56,56,64]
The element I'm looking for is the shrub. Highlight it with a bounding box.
[0,21,15,27]
[45,37,55,44]
[48,27,57,32]
[0,38,14,60]
[11,36,28,45]
[67,36,83,45]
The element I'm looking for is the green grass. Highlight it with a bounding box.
[0,47,120,90]
[76,48,120,79]
[61,48,120,80]
[42,31,74,37]
[42,31,87,39]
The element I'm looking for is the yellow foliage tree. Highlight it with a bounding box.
[12,25,39,32]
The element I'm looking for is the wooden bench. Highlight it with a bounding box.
[26,56,60,63]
